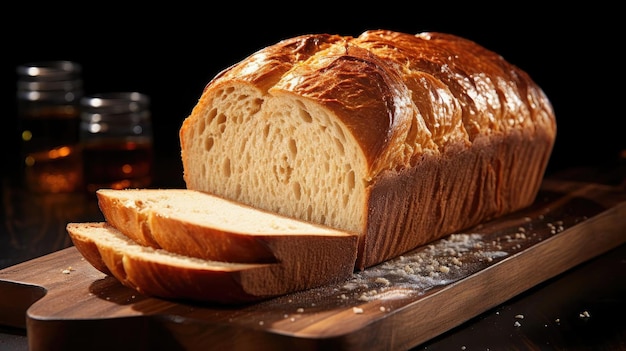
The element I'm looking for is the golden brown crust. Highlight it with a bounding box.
[210,34,346,93]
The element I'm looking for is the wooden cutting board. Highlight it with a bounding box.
[1,176,625,351]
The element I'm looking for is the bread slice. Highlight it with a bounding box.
[95,188,358,266]
[179,30,557,269]
[67,222,354,303]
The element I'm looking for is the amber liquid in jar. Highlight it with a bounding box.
[80,92,153,193]
[82,139,153,193]
[17,61,84,193]
[19,106,83,193]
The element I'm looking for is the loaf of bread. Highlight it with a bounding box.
[67,222,343,304]
[180,29,557,269]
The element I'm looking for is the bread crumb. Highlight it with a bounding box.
[514,321,521,327]
[61,266,74,274]
[374,277,391,285]
[515,314,524,319]
[353,307,364,314]
[296,308,304,313]
[579,311,591,319]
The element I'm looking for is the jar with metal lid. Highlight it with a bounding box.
[16,60,84,193]
[79,92,154,192]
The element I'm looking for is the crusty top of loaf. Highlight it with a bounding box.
[200,29,556,178]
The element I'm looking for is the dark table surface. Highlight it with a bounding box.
[1,155,625,350]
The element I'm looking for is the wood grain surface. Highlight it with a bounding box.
[0,178,624,351]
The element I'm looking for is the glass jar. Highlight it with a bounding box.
[79,92,154,192]
[16,61,84,193]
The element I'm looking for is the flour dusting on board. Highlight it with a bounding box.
[340,233,508,301]
[268,210,579,311]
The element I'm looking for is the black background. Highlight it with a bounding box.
[3,3,623,177]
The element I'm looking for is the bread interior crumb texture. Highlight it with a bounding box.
[185,86,366,233]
